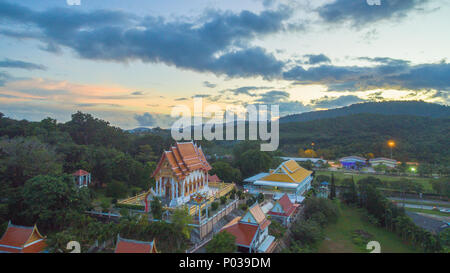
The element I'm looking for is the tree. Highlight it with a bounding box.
[20,174,91,231]
[150,196,163,220]
[237,149,272,177]
[329,173,336,200]
[0,137,62,187]
[106,180,128,199]
[210,161,242,183]
[206,231,236,253]
[172,207,193,240]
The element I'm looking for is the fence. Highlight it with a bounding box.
[186,198,243,253]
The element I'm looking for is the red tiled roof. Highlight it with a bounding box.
[208,174,221,182]
[222,221,258,247]
[152,142,212,180]
[0,222,46,253]
[278,194,296,216]
[72,169,90,176]
[114,236,156,253]
[0,226,33,248]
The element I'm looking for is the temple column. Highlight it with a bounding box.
[171,178,175,200]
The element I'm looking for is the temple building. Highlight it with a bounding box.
[267,194,300,226]
[72,169,92,188]
[114,235,157,253]
[243,160,313,203]
[0,221,47,253]
[221,203,276,253]
[145,141,212,209]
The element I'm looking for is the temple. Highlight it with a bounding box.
[145,141,212,208]
[0,221,47,253]
[243,159,313,202]
[114,235,157,253]
[221,203,276,253]
[268,193,300,226]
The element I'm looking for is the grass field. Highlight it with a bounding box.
[315,170,434,193]
[318,203,419,253]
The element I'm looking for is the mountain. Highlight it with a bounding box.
[278,113,450,163]
[126,127,153,134]
[280,101,450,123]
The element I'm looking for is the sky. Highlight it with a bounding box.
[0,0,449,129]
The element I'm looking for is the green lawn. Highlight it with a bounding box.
[318,203,420,253]
[315,170,433,193]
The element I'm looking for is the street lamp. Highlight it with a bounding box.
[388,140,395,159]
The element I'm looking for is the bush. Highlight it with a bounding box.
[239,203,248,211]
[257,193,264,203]
[115,203,145,211]
[220,196,227,205]
[211,202,219,211]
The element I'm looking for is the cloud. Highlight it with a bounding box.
[226,86,272,97]
[76,103,122,108]
[283,61,450,92]
[255,90,290,104]
[310,95,365,108]
[0,71,13,86]
[0,58,47,70]
[0,1,291,79]
[192,94,211,98]
[131,91,145,95]
[317,0,430,27]
[134,112,177,128]
[175,97,189,101]
[303,54,331,65]
[203,81,217,88]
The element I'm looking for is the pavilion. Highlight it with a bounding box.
[72,169,92,188]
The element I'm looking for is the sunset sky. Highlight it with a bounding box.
[0,0,449,128]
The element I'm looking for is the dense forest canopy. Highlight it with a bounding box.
[280,101,450,123]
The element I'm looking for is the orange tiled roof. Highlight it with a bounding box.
[114,236,157,253]
[261,160,312,183]
[152,142,212,180]
[208,174,222,182]
[0,221,46,253]
[221,220,259,247]
[73,169,90,176]
[247,204,271,230]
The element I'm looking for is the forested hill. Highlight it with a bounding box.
[279,113,450,163]
[280,101,450,123]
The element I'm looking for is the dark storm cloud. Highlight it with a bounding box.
[303,54,331,65]
[0,59,47,70]
[317,0,429,27]
[0,1,291,79]
[310,95,365,108]
[283,61,450,92]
